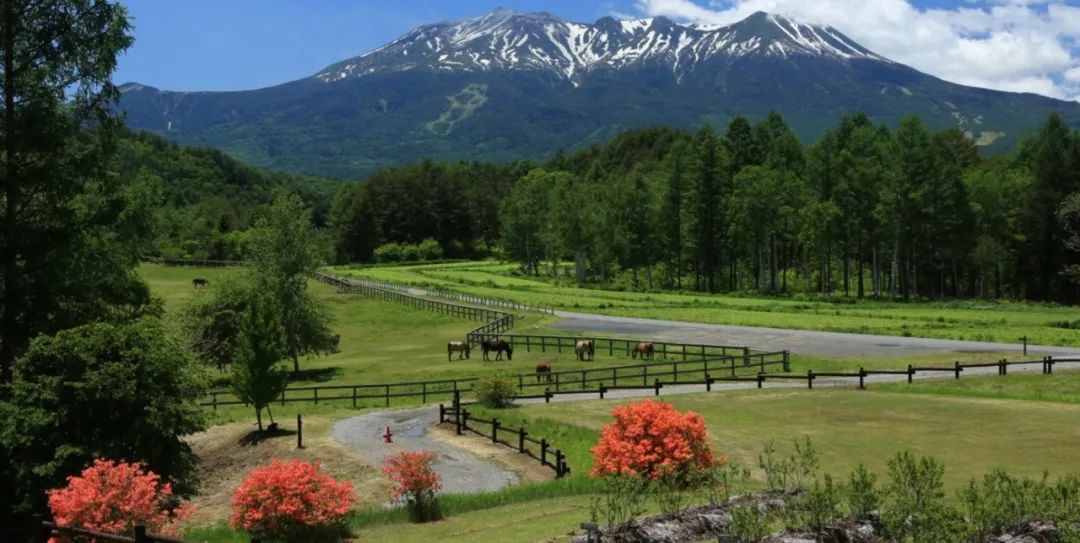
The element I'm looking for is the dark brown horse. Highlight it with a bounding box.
[535,363,552,383]
[575,340,594,361]
[447,341,470,361]
[631,341,654,360]
[482,338,513,361]
[192,278,208,288]
[328,334,340,353]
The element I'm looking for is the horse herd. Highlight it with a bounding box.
[446,338,657,382]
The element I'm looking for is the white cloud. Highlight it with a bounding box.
[631,0,1080,102]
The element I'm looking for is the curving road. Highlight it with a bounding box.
[550,310,1080,358]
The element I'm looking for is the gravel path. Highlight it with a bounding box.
[332,407,517,495]
[551,310,1080,358]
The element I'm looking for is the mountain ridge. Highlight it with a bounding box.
[117,9,1080,179]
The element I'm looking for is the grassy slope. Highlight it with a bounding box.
[332,261,1080,347]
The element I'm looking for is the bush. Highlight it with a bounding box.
[1,318,207,511]
[846,464,880,521]
[882,451,961,543]
[230,459,355,541]
[47,459,193,541]
[591,399,713,480]
[382,451,442,522]
[474,373,515,408]
[374,243,404,263]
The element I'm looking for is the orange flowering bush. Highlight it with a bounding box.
[382,451,442,522]
[591,399,714,480]
[46,459,192,542]
[230,459,355,541]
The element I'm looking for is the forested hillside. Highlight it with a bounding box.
[330,114,1080,303]
[116,131,340,260]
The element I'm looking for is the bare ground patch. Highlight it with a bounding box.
[184,416,383,527]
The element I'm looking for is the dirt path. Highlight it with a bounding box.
[332,407,521,495]
[551,310,1080,358]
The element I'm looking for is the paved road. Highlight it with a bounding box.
[551,310,1080,358]
[332,407,517,495]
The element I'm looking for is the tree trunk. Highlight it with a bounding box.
[890,237,899,301]
[255,406,264,432]
[574,250,586,284]
[2,2,18,383]
[292,346,300,374]
[857,239,865,299]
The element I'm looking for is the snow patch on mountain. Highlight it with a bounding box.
[314,9,892,85]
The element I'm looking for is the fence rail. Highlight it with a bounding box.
[32,521,226,543]
[439,397,571,478]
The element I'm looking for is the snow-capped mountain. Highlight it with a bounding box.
[117,9,1080,179]
[315,10,889,84]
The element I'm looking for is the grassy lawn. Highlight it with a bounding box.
[140,264,696,393]
[480,385,1080,493]
[874,370,1080,404]
[331,261,1080,346]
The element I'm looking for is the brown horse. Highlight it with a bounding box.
[575,340,594,361]
[447,341,470,361]
[482,338,513,361]
[192,278,208,288]
[328,334,341,353]
[631,341,655,360]
[535,363,553,383]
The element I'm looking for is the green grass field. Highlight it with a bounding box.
[331,261,1080,347]
[140,263,1080,542]
[476,377,1080,493]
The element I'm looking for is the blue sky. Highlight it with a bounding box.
[114,0,1080,101]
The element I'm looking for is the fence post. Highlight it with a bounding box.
[783,350,791,372]
[1001,358,1008,376]
[581,370,586,391]
[422,382,427,404]
[518,428,526,453]
[757,373,764,389]
[654,378,661,396]
[1047,356,1054,374]
[1021,335,1028,356]
[807,369,814,390]
[462,408,470,431]
[455,391,463,435]
[743,347,750,366]
[545,389,552,403]
[954,361,961,380]
[385,385,390,407]
[518,373,524,391]
[297,414,303,449]
[212,391,218,411]
[673,361,679,383]
[541,438,548,466]
[352,386,357,408]
[907,364,914,384]
[556,450,565,478]
[599,384,606,400]
[134,525,148,543]
[492,418,499,444]
[859,367,866,390]
[314,388,318,405]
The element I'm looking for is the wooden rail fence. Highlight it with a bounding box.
[439,393,571,478]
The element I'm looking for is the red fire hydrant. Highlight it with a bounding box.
[383,426,393,444]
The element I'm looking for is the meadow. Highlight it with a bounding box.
[332,261,1080,347]
[139,263,1080,542]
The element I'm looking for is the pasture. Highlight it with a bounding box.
[332,261,1080,347]
[138,263,1080,542]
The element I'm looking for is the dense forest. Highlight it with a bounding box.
[117,131,340,260]
[329,113,1080,303]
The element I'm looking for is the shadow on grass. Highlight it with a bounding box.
[288,367,343,383]
[238,425,298,446]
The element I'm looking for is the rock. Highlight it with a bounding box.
[994,518,1059,543]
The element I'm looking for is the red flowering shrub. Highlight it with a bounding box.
[46,459,192,542]
[591,399,714,480]
[382,451,442,522]
[230,459,355,541]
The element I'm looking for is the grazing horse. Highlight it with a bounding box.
[631,341,655,360]
[328,334,340,353]
[535,363,553,383]
[482,338,513,361]
[447,341,470,361]
[575,340,595,361]
[192,278,208,288]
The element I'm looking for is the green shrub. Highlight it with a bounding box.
[474,373,515,408]
[802,474,842,536]
[730,504,771,543]
[882,452,962,543]
[846,464,880,521]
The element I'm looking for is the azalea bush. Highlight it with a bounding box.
[590,399,716,521]
[382,451,442,522]
[230,459,355,542]
[47,459,193,541]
